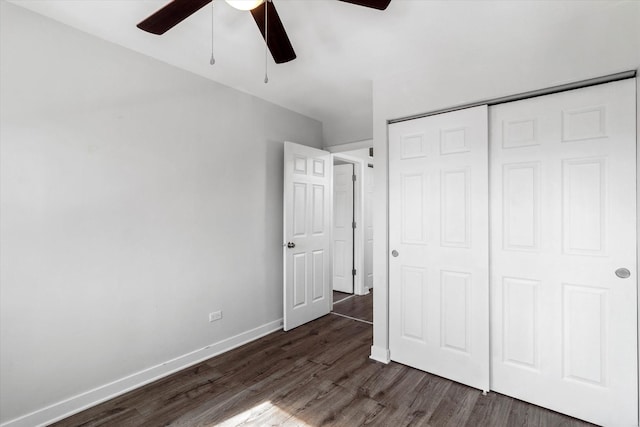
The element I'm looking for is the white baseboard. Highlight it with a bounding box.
[1,319,283,427]
[369,345,390,364]
[355,287,370,296]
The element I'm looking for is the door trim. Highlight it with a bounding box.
[636,74,640,426]
[332,152,368,296]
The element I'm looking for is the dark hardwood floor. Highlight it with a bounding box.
[332,291,373,323]
[332,291,353,305]
[52,292,594,427]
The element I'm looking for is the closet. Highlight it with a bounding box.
[388,78,637,426]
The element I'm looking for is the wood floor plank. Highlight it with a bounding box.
[308,323,371,366]
[359,361,405,401]
[369,367,428,409]
[277,379,384,427]
[216,400,294,427]
[364,403,432,427]
[465,392,514,427]
[319,349,383,392]
[507,396,545,427]
[135,377,245,426]
[329,393,387,427]
[427,381,481,427]
[52,407,144,427]
[506,396,598,427]
[134,366,228,417]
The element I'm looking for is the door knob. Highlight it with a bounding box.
[391,250,399,257]
[615,268,631,279]
[287,242,296,249]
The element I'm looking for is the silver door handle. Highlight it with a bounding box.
[615,268,630,279]
[287,242,296,249]
[391,250,399,257]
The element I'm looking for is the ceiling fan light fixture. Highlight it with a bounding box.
[225,0,264,11]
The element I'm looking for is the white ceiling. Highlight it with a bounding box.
[7,0,631,145]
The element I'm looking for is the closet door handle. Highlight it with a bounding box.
[615,268,630,278]
[391,250,399,257]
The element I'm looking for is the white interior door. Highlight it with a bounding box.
[364,165,374,290]
[332,163,354,293]
[389,105,490,391]
[283,141,332,331]
[490,79,637,426]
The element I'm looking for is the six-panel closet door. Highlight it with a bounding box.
[388,105,490,392]
[490,79,637,426]
[388,79,638,426]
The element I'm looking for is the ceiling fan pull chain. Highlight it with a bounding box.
[209,0,216,65]
[264,0,268,83]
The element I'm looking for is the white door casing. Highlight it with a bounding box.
[490,79,638,426]
[332,163,354,293]
[364,165,374,290]
[283,141,332,331]
[331,152,368,296]
[388,105,490,391]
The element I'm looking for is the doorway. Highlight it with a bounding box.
[331,148,374,298]
[282,142,374,330]
[332,160,355,295]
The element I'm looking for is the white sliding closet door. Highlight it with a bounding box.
[389,106,489,391]
[490,79,637,426]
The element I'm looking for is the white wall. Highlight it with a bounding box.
[370,1,640,359]
[0,2,322,424]
[322,83,373,147]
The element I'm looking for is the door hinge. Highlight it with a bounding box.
[352,269,357,276]
[352,174,356,182]
[352,221,357,229]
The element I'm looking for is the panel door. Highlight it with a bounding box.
[389,105,490,391]
[332,163,354,293]
[283,141,332,331]
[490,79,637,426]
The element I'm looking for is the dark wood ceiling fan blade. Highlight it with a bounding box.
[137,0,212,35]
[338,0,391,10]
[250,1,296,64]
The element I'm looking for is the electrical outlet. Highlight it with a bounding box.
[209,310,222,322]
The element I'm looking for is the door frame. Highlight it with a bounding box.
[331,162,355,294]
[636,72,640,427]
[331,152,368,296]
[372,70,640,422]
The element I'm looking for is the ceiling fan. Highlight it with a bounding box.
[137,0,392,64]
